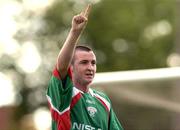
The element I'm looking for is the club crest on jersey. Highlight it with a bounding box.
[87,106,97,117]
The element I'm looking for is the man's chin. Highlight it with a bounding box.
[82,77,94,85]
[85,79,93,85]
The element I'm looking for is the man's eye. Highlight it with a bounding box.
[92,61,96,65]
[81,61,88,64]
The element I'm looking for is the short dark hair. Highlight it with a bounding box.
[75,45,92,52]
[71,45,93,64]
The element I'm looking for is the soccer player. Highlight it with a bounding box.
[46,4,124,130]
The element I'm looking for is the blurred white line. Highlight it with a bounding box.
[93,67,180,84]
[108,87,180,113]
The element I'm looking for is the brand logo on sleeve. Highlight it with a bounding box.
[86,99,95,104]
[87,106,97,117]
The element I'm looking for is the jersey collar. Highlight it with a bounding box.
[73,86,94,96]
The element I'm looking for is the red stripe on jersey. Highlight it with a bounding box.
[57,111,71,130]
[48,102,71,130]
[68,67,72,79]
[53,67,72,80]
[95,96,109,113]
[53,67,61,80]
[70,93,82,109]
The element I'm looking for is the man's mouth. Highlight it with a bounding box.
[85,73,93,78]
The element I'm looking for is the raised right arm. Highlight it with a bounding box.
[56,4,91,79]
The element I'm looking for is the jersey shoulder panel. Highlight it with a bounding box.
[91,89,111,102]
[90,88,111,112]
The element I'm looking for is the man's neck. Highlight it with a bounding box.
[74,82,90,93]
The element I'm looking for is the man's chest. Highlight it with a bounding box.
[70,93,109,130]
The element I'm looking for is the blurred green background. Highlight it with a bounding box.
[0,0,180,130]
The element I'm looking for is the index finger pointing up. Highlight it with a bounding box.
[83,4,92,18]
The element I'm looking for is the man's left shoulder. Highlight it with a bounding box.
[91,89,111,101]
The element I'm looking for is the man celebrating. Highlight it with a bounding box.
[46,4,124,130]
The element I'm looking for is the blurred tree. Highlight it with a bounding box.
[41,0,175,72]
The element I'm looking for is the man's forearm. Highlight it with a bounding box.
[57,29,82,78]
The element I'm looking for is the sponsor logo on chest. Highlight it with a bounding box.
[72,122,101,130]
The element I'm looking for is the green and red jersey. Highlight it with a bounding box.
[46,67,124,130]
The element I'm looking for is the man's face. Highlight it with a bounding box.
[71,50,96,86]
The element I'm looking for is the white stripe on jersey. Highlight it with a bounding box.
[72,87,82,97]
[89,89,111,112]
[46,87,82,116]
[46,95,70,115]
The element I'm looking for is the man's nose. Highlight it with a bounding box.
[87,63,93,70]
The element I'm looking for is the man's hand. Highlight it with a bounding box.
[71,4,91,33]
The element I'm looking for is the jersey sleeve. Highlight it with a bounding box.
[46,67,73,130]
[46,67,73,112]
[108,108,124,130]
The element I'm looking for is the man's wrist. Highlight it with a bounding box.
[70,28,83,38]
